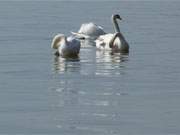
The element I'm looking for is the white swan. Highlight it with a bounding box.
[71,22,106,40]
[51,34,81,57]
[95,14,129,53]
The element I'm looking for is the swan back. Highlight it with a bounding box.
[72,22,106,39]
[79,22,105,36]
[95,34,114,50]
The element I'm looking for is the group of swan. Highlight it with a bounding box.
[51,14,129,57]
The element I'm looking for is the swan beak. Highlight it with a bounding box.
[116,14,122,20]
[78,37,86,40]
[118,16,122,20]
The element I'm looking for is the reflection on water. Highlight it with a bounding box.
[95,50,129,76]
[96,50,128,63]
[50,46,129,134]
[53,56,81,74]
[50,79,127,134]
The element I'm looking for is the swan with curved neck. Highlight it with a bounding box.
[51,34,81,57]
[95,14,129,53]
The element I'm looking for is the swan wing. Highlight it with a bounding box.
[80,22,105,36]
[67,36,81,53]
[73,22,106,39]
[95,34,113,50]
[71,31,91,39]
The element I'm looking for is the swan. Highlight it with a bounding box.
[95,14,129,53]
[51,34,81,57]
[71,22,106,40]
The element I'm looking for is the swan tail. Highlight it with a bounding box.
[51,34,63,49]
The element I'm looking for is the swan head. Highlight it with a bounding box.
[112,14,122,21]
[51,34,66,49]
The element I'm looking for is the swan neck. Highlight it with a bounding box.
[112,17,120,33]
[109,32,122,48]
[109,32,129,53]
[109,33,117,48]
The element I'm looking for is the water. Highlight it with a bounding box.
[0,1,180,134]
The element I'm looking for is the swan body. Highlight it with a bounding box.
[51,34,80,57]
[96,32,129,53]
[71,22,106,40]
[95,14,129,53]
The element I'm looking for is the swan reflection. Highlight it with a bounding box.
[95,50,128,76]
[53,56,80,74]
[50,43,129,133]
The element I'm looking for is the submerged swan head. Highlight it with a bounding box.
[51,34,66,49]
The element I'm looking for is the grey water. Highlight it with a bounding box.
[0,1,180,134]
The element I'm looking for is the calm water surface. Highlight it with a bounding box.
[0,1,180,134]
